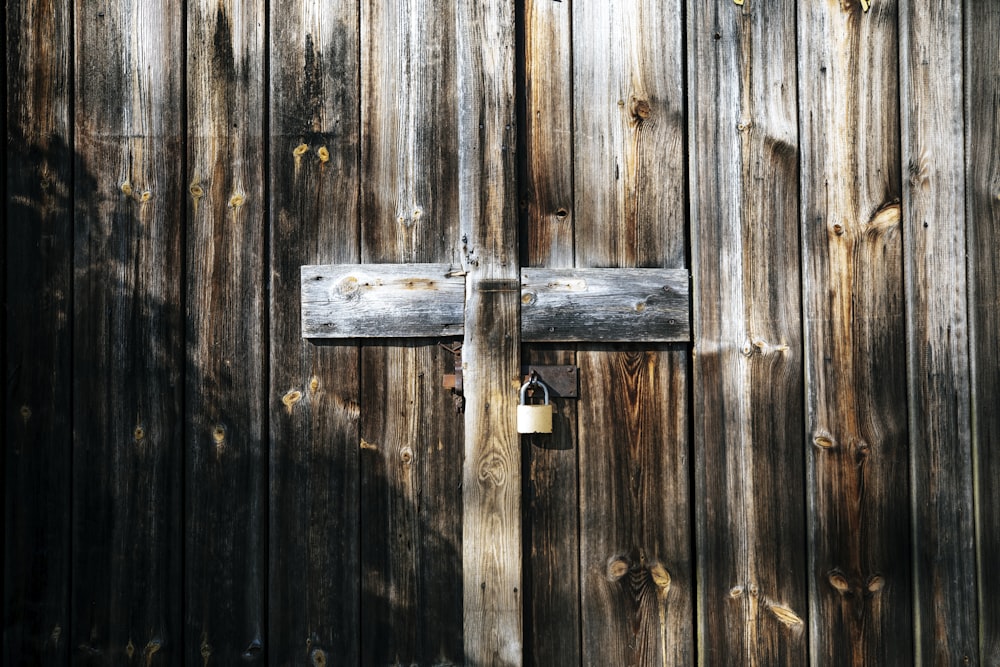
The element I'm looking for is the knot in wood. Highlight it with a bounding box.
[335,276,361,300]
[866,575,885,593]
[630,98,652,121]
[478,454,507,487]
[606,557,629,582]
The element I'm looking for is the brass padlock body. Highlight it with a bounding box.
[517,380,553,434]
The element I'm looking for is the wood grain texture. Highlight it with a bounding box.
[457,2,522,663]
[966,3,1000,664]
[185,0,266,662]
[301,263,465,338]
[578,348,691,667]
[361,0,459,265]
[901,1,978,664]
[572,2,691,665]
[521,347,580,667]
[523,0,574,269]
[797,2,912,665]
[359,344,464,665]
[689,1,806,664]
[520,268,689,342]
[358,4,464,662]
[572,1,685,270]
[4,0,73,662]
[521,3,578,661]
[268,1,362,663]
[71,0,184,662]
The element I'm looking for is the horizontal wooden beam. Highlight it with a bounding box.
[301,263,465,338]
[521,268,690,342]
[301,264,691,342]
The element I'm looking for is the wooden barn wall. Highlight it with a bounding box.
[3,1,998,666]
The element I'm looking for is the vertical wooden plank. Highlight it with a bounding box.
[798,2,912,665]
[901,0,977,663]
[688,0,806,664]
[358,2,463,663]
[4,0,73,662]
[268,1,362,664]
[72,0,184,661]
[572,2,691,665]
[521,1,580,663]
[523,0,574,269]
[577,349,690,666]
[967,2,1000,664]
[359,344,464,664]
[360,0,459,263]
[457,1,522,663]
[185,0,266,663]
[520,347,579,667]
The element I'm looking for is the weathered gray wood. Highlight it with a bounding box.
[798,2,912,665]
[185,0,266,662]
[902,1,978,664]
[268,0,362,663]
[358,3,464,662]
[458,1,522,663]
[72,0,184,661]
[301,263,465,338]
[966,2,1000,664]
[521,268,689,342]
[4,0,73,662]
[689,1,807,664]
[572,2,691,665]
[361,0,459,264]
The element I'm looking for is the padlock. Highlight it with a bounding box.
[517,378,553,434]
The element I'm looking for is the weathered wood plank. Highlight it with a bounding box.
[967,2,1000,663]
[797,2,912,665]
[901,1,978,663]
[357,3,464,662]
[521,268,689,342]
[523,0,574,269]
[361,0,459,264]
[72,0,184,661]
[301,263,465,338]
[359,344,464,665]
[268,1,362,663]
[572,2,691,665]
[4,0,73,662]
[577,347,691,667]
[521,2,579,661]
[521,347,580,667]
[457,1,522,663]
[688,1,807,664]
[185,0,266,662]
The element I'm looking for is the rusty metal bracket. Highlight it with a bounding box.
[442,343,578,399]
[521,365,577,398]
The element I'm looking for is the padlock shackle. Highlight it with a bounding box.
[519,378,550,405]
